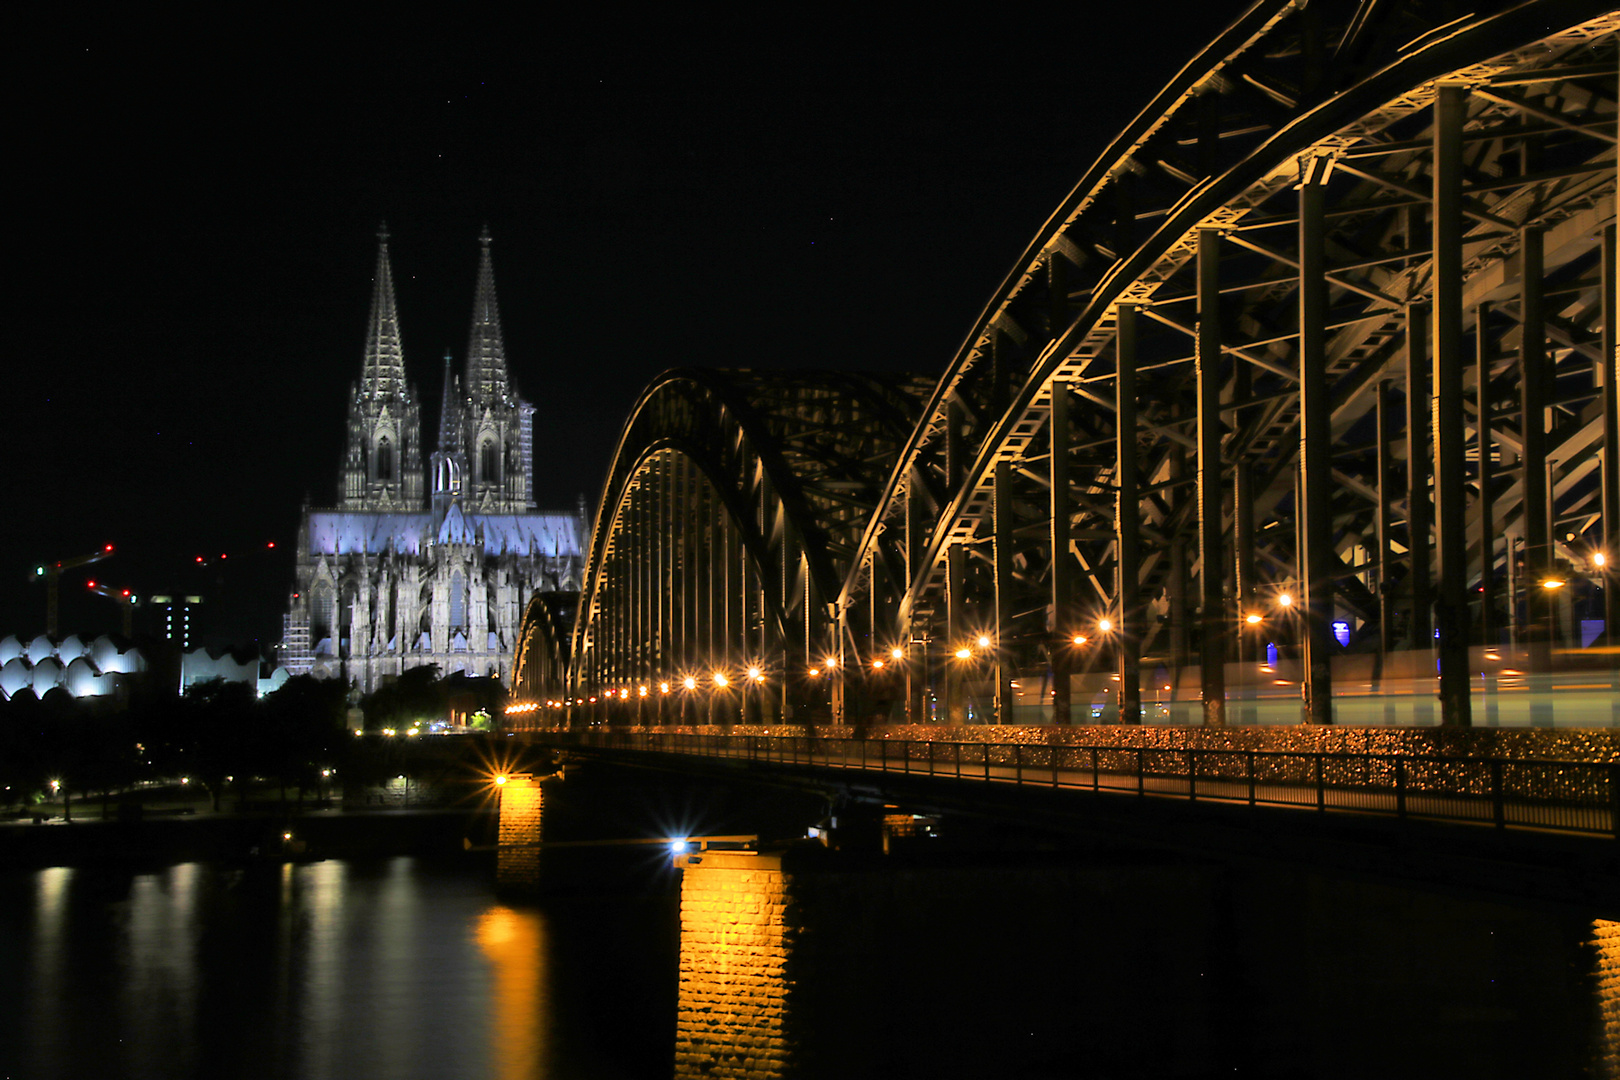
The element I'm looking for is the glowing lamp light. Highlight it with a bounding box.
[659,681,671,694]
[638,685,648,697]
[1097,619,1113,633]
[713,672,730,688]
[1542,578,1566,589]
[809,667,820,676]
[1277,593,1293,608]
[670,839,690,854]
[682,676,697,691]
[891,647,904,660]
[1072,635,1088,646]
[747,666,764,682]
[872,659,885,670]
[977,635,991,648]
[824,657,837,669]
[494,774,508,786]
[1245,613,1263,625]
[955,647,972,660]
[1596,552,1608,568]
[283,832,293,842]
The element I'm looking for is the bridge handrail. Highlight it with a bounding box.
[533,729,1619,841]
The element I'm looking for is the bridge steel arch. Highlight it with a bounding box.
[563,369,929,724]
[836,0,1619,728]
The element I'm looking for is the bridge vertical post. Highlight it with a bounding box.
[1406,299,1433,655]
[1116,305,1142,725]
[1376,378,1399,657]
[946,542,967,724]
[1050,378,1073,726]
[1299,161,1335,726]
[1476,303,1495,651]
[1195,227,1228,727]
[1168,419,1190,712]
[993,459,1014,725]
[1600,224,1619,642]
[906,473,927,723]
[1433,82,1472,728]
[1520,222,1554,715]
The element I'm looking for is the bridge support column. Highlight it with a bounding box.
[1051,378,1073,726]
[1115,307,1142,725]
[1196,227,1228,726]
[1433,83,1472,727]
[1476,303,1496,648]
[1521,222,1553,716]
[1299,161,1335,725]
[945,542,967,724]
[993,460,1013,724]
[1601,224,1619,640]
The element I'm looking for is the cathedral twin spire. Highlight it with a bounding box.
[360,223,410,403]
[341,224,531,515]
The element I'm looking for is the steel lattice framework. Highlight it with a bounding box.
[523,0,1618,729]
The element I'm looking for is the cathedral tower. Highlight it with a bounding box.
[433,227,535,514]
[340,224,424,511]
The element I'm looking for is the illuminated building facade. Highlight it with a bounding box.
[281,227,585,692]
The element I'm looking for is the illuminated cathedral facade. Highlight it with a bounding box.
[279,226,584,692]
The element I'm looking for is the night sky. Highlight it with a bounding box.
[12,10,1239,651]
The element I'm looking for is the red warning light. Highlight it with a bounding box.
[220,553,228,560]
[121,590,131,598]
[267,541,276,549]
[195,556,205,563]
[104,545,114,552]
[86,580,96,588]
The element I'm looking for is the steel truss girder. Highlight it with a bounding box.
[572,368,928,708]
[840,0,1617,727]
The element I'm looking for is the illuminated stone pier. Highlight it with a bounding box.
[495,775,543,890]
[675,851,793,1079]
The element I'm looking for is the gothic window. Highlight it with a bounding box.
[480,441,497,483]
[450,569,467,630]
[312,585,335,642]
[505,442,518,484]
[376,438,393,481]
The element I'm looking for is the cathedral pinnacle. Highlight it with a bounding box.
[465,229,510,407]
[361,229,408,402]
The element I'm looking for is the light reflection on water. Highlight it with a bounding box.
[4,852,1611,1079]
[0,857,664,1080]
[475,905,551,1080]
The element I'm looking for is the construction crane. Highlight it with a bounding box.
[30,545,115,637]
[84,580,140,638]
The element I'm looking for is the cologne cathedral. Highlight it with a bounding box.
[279,227,585,691]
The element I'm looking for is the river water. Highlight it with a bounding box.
[1,850,1614,1079]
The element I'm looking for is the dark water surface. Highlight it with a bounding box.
[0,857,677,1080]
[1,851,1612,1079]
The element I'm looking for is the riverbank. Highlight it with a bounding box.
[0,806,496,869]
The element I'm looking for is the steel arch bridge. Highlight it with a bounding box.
[516,0,1619,730]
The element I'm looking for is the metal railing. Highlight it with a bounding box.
[533,730,1619,840]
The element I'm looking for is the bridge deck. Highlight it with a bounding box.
[531,729,1619,841]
